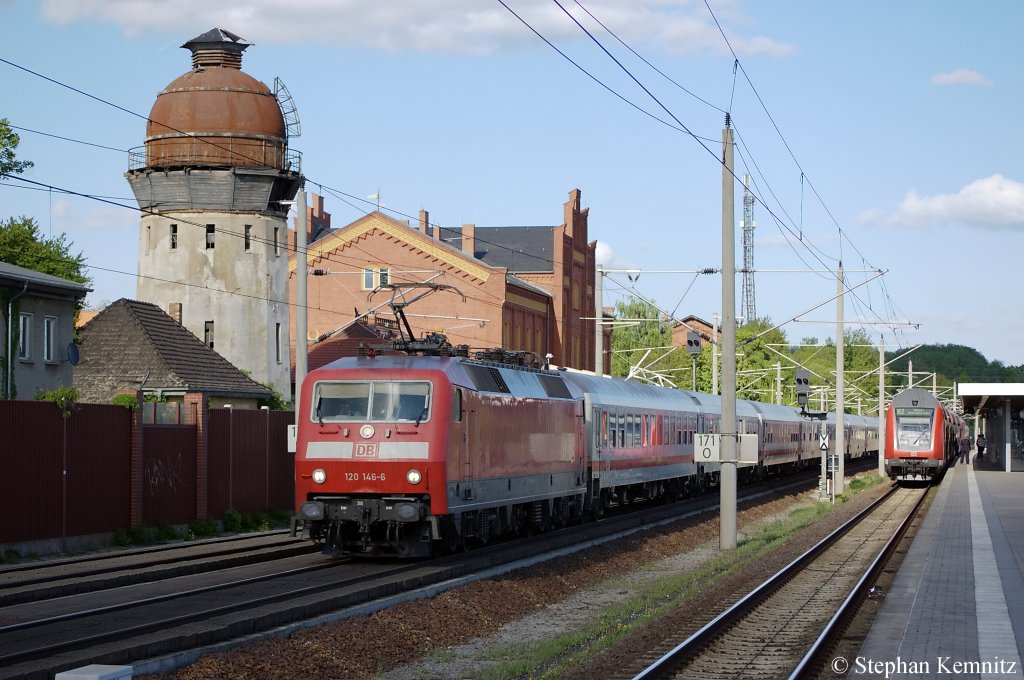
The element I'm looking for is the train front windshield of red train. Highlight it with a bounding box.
[894,406,934,449]
[313,380,431,423]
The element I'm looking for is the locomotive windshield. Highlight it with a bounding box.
[895,406,933,449]
[313,380,431,423]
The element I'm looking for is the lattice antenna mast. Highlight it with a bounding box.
[741,174,757,323]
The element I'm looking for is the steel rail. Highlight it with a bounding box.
[788,487,928,678]
[632,483,904,680]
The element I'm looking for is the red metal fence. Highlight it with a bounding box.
[0,401,131,545]
[0,400,294,547]
[207,409,295,517]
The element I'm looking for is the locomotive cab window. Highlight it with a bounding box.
[313,381,432,423]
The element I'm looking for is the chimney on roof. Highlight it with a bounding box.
[432,223,442,241]
[462,223,476,258]
[419,210,430,235]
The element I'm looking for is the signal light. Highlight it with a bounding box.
[795,369,810,406]
[685,331,702,356]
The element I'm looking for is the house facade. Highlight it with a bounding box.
[288,189,603,375]
[0,261,90,400]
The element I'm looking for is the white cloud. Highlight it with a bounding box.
[39,0,793,56]
[931,68,994,87]
[860,175,1024,230]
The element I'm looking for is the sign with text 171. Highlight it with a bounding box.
[695,433,758,463]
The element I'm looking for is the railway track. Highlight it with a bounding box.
[0,462,876,679]
[631,484,926,680]
[0,531,316,606]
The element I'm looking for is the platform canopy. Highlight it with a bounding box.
[959,383,1024,417]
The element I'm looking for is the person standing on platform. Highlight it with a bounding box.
[977,433,987,463]
[961,437,970,464]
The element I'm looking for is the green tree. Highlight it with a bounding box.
[734,318,789,403]
[609,297,685,384]
[0,216,90,286]
[0,118,33,178]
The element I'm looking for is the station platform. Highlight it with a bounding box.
[856,459,1024,678]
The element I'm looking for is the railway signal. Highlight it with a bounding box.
[795,369,810,406]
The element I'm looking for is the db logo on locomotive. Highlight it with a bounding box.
[354,443,380,459]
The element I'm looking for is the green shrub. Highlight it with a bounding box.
[36,385,78,418]
[222,508,243,533]
[111,393,140,410]
[187,518,218,540]
[113,528,131,546]
[156,522,180,541]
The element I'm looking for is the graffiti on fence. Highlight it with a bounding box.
[144,452,184,493]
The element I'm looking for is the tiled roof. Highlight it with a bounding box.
[473,226,554,272]
[74,299,271,404]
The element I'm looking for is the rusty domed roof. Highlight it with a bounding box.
[142,28,287,170]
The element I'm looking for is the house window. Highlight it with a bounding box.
[44,317,57,362]
[170,224,177,250]
[205,224,215,249]
[204,320,214,349]
[244,225,252,251]
[17,313,31,360]
[275,322,282,363]
[274,227,280,255]
[361,266,390,290]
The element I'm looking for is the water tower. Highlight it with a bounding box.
[125,28,301,398]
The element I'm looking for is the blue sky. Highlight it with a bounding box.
[3,0,1023,366]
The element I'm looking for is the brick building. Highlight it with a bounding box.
[288,189,608,376]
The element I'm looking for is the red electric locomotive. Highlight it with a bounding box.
[885,387,960,483]
[294,352,586,557]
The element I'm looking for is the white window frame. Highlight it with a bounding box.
[44,316,57,363]
[275,322,282,364]
[18,313,32,360]
[362,266,390,290]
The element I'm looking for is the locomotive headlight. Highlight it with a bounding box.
[312,468,327,484]
[406,469,423,485]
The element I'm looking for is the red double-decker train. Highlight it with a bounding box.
[884,387,964,483]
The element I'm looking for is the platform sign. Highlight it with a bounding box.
[695,433,759,464]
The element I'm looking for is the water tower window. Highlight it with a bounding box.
[170,224,178,250]
[204,321,214,349]
[274,227,280,256]
[206,224,215,249]
[244,225,252,251]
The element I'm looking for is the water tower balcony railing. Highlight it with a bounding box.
[128,144,302,174]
